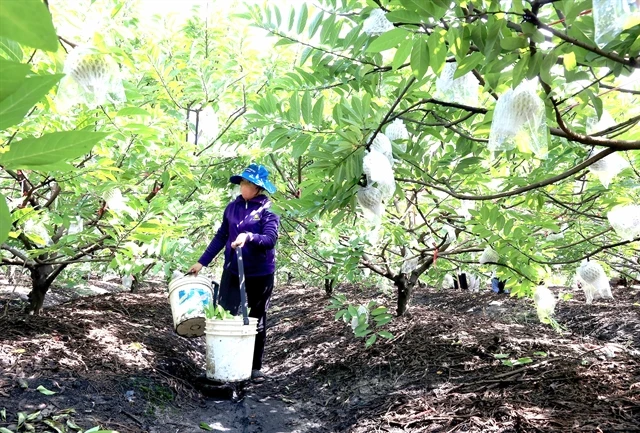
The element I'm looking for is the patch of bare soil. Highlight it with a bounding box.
[0,279,638,432]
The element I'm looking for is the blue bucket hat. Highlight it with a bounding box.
[229,163,276,194]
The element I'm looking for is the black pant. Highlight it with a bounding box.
[219,269,274,371]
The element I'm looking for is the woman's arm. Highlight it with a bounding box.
[198,210,230,266]
[245,211,279,249]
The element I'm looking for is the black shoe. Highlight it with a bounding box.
[251,369,266,383]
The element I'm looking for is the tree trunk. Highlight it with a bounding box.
[396,273,415,316]
[324,278,334,296]
[27,264,55,314]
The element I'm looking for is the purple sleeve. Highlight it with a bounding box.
[247,211,279,249]
[198,209,230,266]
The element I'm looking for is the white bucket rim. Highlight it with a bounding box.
[168,274,213,297]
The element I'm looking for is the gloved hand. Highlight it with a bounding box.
[231,232,250,249]
[188,262,203,275]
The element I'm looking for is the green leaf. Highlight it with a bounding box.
[540,50,558,85]
[370,306,387,316]
[392,37,412,70]
[0,0,59,51]
[115,107,151,117]
[563,51,577,71]
[36,385,57,395]
[454,156,483,173]
[0,73,63,130]
[454,51,483,78]
[365,334,377,347]
[291,134,311,159]
[427,31,446,75]
[0,37,23,61]
[0,58,30,101]
[0,131,109,169]
[199,422,213,431]
[378,331,393,339]
[312,95,324,125]
[297,3,308,34]
[365,28,408,53]
[301,91,312,124]
[0,193,10,245]
[308,11,324,39]
[0,428,13,433]
[500,37,527,51]
[410,37,429,80]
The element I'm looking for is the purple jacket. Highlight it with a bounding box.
[198,194,279,277]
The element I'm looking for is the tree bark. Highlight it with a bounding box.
[395,273,414,316]
[324,278,334,296]
[27,262,68,314]
[27,264,54,314]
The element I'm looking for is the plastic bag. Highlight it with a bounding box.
[534,286,556,323]
[435,62,479,106]
[479,246,499,264]
[576,260,613,304]
[362,9,395,36]
[607,204,640,241]
[357,185,384,221]
[488,79,547,158]
[56,46,126,110]
[593,0,630,47]
[588,150,630,188]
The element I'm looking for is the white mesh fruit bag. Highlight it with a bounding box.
[488,79,548,158]
[435,62,479,106]
[400,250,419,274]
[467,273,481,292]
[56,46,126,110]
[350,305,369,331]
[357,185,384,221]
[588,150,630,188]
[385,119,408,152]
[362,9,395,36]
[369,133,394,165]
[576,260,613,304]
[188,106,219,145]
[592,0,630,47]
[479,246,499,264]
[363,149,395,199]
[607,204,640,241]
[534,286,556,323]
[457,200,475,220]
[385,118,408,142]
[442,274,455,289]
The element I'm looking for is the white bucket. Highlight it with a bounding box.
[205,317,258,382]
[167,275,214,338]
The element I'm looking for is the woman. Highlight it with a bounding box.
[189,163,279,383]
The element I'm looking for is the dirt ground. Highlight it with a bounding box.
[0,276,638,433]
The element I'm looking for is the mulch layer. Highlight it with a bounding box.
[0,279,638,432]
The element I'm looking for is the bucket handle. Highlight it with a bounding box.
[236,247,250,326]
